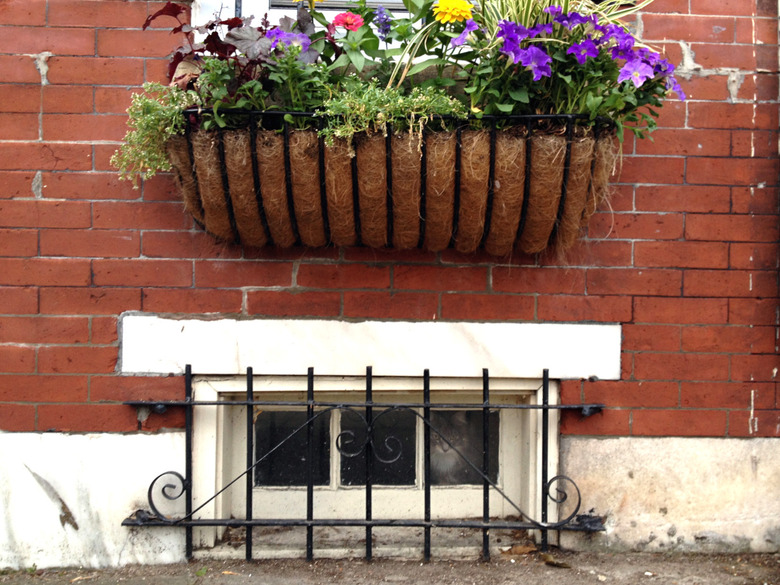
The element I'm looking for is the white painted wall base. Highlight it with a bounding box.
[0,432,185,570]
[560,436,780,553]
[2,432,778,569]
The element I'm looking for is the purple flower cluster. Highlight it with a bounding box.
[373,6,392,42]
[266,28,311,53]
[451,18,478,47]
[489,5,684,99]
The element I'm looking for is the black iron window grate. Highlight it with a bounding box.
[123,366,605,561]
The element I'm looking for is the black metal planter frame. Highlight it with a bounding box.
[123,366,604,561]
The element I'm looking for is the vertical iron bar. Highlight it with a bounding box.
[282,120,302,246]
[317,119,331,244]
[423,369,431,562]
[548,119,575,247]
[541,368,550,551]
[245,367,253,561]
[365,366,373,560]
[417,131,428,249]
[351,137,362,246]
[216,131,241,244]
[482,368,490,561]
[385,126,394,247]
[184,364,193,559]
[249,112,272,244]
[306,367,314,561]
[480,120,497,248]
[450,125,462,248]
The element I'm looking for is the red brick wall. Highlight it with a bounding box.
[0,0,777,437]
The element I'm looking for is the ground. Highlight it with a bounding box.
[1,552,778,585]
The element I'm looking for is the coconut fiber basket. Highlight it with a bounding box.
[167,111,617,256]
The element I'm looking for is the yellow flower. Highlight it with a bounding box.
[432,0,472,23]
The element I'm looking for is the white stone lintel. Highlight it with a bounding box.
[119,314,621,380]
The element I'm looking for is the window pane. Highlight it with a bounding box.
[255,411,330,486]
[340,408,416,486]
[429,410,499,486]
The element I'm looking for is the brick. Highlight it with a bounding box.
[583,381,679,408]
[47,57,144,86]
[90,375,183,402]
[40,172,139,200]
[690,0,758,15]
[632,409,727,437]
[40,287,141,315]
[0,345,36,373]
[560,379,582,404]
[635,129,731,157]
[91,316,118,344]
[393,265,486,292]
[492,267,585,294]
[141,231,244,259]
[689,103,778,130]
[0,200,91,229]
[686,214,779,242]
[0,172,36,198]
[0,56,42,84]
[1,287,38,314]
[42,85,94,114]
[0,0,46,25]
[97,29,185,58]
[537,295,632,322]
[0,26,95,55]
[731,130,778,158]
[684,269,777,298]
[643,14,735,43]
[0,84,41,114]
[546,241,633,268]
[652,99,686,129]
[635,186,731,213]
[689,43,758,70]
[0,316,89,344]
[623,324,682,352]
[587,269,681,297]
[0,114,38,140]
[590,212,684,241]
[681,382,775,409]
[645,0,688,13]
[343,291,439,320]
[729,298,778,326]
[48,0,150,27]
[0,404,36,431]
[634,353,730,381]
[731,186,780,214]
[729,243,779,270]
[92,201,192,230]
[0,143,93,171]
[731,354,778,382]
[0,229,38,257]
[95,87,136,114]
[345,246,437,264]
[618,156,684,185]
[0,258,91,286]
[440,293,535,321]
[728,410,780,438]
[43,114,129,142]
[294,263,390,290]
[141,174,182,202]
[677,75,730,102]
[38,345,117,374]
[682,325,776,354]
[140,408,186,431]
[247,290,342,317]
[93,259,193,287]
[634,297,728,324]
[195,260,293,288]
[40,229,140,259]
[37,404,137,432]
[142,288,243,314]
[144,58,175,84]
[635,241,729,269]
[559,408,629,436]
[0,374,88,402]
[687,157,778,187]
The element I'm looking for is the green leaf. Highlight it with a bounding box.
[508,88,529,103]
[495,102,515,113]
[407,58,447,77]
[347,49,366,72]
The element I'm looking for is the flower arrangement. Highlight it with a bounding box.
[112,0,684,255]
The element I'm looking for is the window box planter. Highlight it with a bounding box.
[168,111,617,256]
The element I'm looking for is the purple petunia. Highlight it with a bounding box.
[373,5,392,42]
[266,28,311,53]
[519,45,552,80]
[528,22,553,37]
[567,38,599,64]
[618,59,654,88]
[451,18,479,47]
[553,10,589,30]
[666,76,686,100]
[497,20,531,63]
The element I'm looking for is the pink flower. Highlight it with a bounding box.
[332,12,364,32]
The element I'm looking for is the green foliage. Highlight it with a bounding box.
[110,83,198,186]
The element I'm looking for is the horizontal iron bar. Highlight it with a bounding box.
[124,400,603,411]
[122,517,603,532]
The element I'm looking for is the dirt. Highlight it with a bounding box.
[1,552,778,585]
